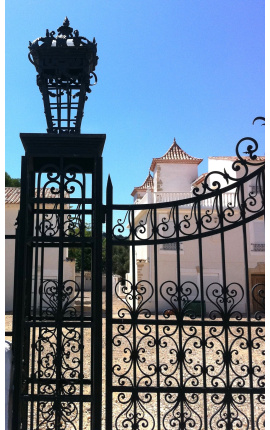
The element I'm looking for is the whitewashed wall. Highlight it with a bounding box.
[5,203,76,312]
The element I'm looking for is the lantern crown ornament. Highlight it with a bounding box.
[29,18,98,133]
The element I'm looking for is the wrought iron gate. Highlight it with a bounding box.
[11,128,264,430]
[12,133,105,430]
[105,132,265,429]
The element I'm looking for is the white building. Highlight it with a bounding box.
[5,187,75,312]
[126,139,265,315]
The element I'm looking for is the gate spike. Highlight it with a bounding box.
[107,175,113,190]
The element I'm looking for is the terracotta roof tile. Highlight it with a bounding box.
[191,173,207,187]
[209,156,265,161]
[150,138,203,171]
[5,188,21,204]
[131,173,153,197]
[5,187,70,204]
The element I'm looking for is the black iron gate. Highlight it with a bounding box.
[11,127,264,430]
[105,134,265,429]
[12,133,105,430]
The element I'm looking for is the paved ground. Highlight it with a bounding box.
[5,309,264,429]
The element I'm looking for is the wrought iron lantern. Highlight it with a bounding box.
[28,17,98,133]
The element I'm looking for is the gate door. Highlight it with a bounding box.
[105,137,265,429]
[12,133,105,430]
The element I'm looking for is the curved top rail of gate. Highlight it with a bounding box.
[109,118,265,244]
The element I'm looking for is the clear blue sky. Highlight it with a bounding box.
[5,0,265,204]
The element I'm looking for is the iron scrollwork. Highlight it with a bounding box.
[109,119,265,429]
[40,280,80,318]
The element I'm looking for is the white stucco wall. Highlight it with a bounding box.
[154,163,199,193]
[130,202,264,315]
[5,203,75,312]
[5,205,18,311]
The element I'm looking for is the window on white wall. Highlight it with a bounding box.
[161,242,183,252]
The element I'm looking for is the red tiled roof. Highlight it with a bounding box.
[150,138,203,171]
[5,187,70,204]
[131,173,153,197]
[209,156,265,161]
[191,173,207,187]
[5,188,21,204]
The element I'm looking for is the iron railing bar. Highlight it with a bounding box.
[131,207,138,428]
[30,176,41,430]
[33,209,93,215]
[197,200,208,429]
[111,318,264,327]
[218,192,231,426]
[25,378,91,384]
[31,198,93,204]
[175,205,184,426]
[110,386,265,394]
[56,81,62,132]
[21,394,92,402]
[23,169,36,430]
[67,84,71,132]
[153,207,161,430]
[12,156,28,430]
[75,83,87,132]
[24,320,92,326]
[91,156,103,430]
[5,331,13,336]
[240,182,255,430]
[105,176,113,429]
[54,158,64,429]
[79,177,86,430]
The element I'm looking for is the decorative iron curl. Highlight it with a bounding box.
[115,392,155,430]
[163,391,203,430]
[42,170,61,197]
[115,279,154,319]
[209,391,249,430]
[206,282,244,321]
[34,328,57,379]
[64,166,85,196]
[193,117,265,197]
[252,283,265,320]
[134,209,154,241]
[160,280,200,319]
[40,280,80,317]
[36,401,55,429]
[61,328,81,379]
[112,210,131,240]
